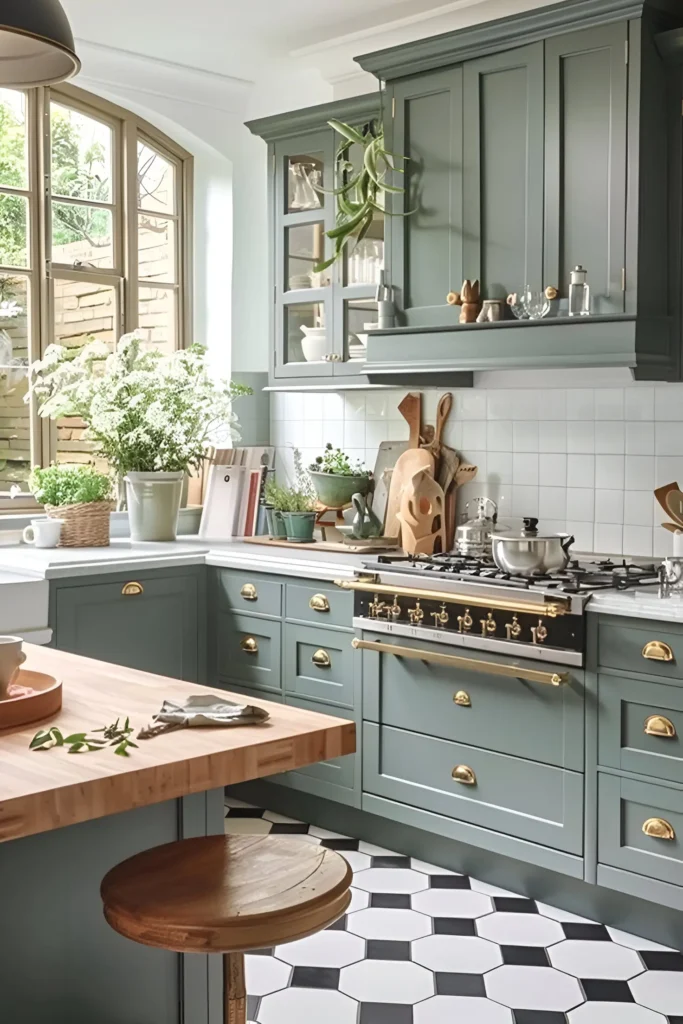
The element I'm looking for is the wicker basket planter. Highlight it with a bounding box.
[45,501,113,548]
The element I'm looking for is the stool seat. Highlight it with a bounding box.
[101,834,352,955]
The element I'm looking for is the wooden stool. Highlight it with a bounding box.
[101,834,352,1024]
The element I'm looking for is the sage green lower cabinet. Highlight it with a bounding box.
[284,622,355,708]
[285,580,353,630]
[598,673,683,785]
[50,567,203,682]
[363,722,583,855]
[598,617,683,680]
[276,697,359,808]
[217,612,281,695]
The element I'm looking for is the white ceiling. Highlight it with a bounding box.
[62,0,557,86]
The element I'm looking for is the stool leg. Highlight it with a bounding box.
[223,951,246,1024]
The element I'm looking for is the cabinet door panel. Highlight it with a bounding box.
[463,44,544,299]
[390,68,463,327]
[544,24,627,313]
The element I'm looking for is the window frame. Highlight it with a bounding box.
[0,82,194,510]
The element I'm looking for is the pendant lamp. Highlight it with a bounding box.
[0,0,80,88]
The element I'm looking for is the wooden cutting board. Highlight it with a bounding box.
[397,467,447,555]
[665,489,683,529]
[385,447,435,540]
[373,441,409,531]
[655,482,680,520]
[398,392,422,449]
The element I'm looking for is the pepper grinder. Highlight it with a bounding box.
[568,265,590,317]
[376,270,395,329]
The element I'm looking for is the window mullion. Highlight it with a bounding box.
[123,120,137,335]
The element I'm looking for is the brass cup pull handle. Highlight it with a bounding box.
[453,690,471,707]
[452,764,476,785]
[644,715,677,739]
[121,582,143,597]
[312,649,331,668]
[240,583,258,601]
[310,594,330,613]
[642,641,674,662]
[240,637,258,654]
[642,817,676,841]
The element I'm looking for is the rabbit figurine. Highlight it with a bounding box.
[351,492,382,539]
[459,279,481,323]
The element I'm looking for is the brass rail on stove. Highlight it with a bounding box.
[351,638,569,687]
[335,579,568,618]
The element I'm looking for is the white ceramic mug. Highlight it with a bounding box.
[0,635,26,700]
[23,518,64,549]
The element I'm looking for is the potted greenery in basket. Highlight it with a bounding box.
[29,465,114,547]
[28,332,251,542]
[309,443,371,508]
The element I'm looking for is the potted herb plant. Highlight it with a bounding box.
[28,332,251,542]
[29,465,114,547]
[263,480,289,539]
[276,487,317,543]
[309,443,371,508]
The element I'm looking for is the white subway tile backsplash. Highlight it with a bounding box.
[269,384,683,559]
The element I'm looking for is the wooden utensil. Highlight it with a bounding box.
[665,490,683,529]
[454,464,478,488]
[384,447,435,540]
[397,391,422,449]
[662,522,683,534]
[655,482,680,520]
[423,392,453,462]
[397,468,447,555]
[437,444,460,549]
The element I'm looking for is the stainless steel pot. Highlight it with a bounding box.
[454,497,498,557]
[491,518,574,576]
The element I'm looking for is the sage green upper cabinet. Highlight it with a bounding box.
[463,43,544,301]
[389,68,464,328]
[544,23,628,315]
[248,95,386,388]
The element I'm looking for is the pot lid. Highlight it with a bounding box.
[491,517,571,541]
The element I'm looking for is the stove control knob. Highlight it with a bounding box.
[505,615,522,640]
[387,596,402,619]
[531,619,548,645]
[408,600,424,625]
[457,608,473,633]
[431,603,449,628]
[480,612,497,637]
[369,595,385,619]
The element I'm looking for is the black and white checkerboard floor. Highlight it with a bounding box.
[225,798,683,1024]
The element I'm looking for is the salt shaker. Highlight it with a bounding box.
[568,265,590,317]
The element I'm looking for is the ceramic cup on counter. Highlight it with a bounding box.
[0,635,26,701]
[23,517,64,549]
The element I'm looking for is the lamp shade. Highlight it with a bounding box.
[0,0,80,87]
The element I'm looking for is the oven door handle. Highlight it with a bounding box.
[351,638,569,687]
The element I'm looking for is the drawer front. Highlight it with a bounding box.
[216,612,281,693]
[284,623,355,708]
[598,674,683,785]
[285,582,352,630]
[361,633,583,770]
[598,774,683,887]
[282,696,357,794]
[598,619,683,681]
[218,682,283,705]
[217,570,282,618]
[363,722,583,854]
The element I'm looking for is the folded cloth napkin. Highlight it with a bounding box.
[138,694,269,738]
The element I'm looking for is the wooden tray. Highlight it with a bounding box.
[243,536,399,554]
[0,670,62,730]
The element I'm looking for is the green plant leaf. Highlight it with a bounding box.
[327,205,370,240]
[328,119,365,146]
[63,733,87,744]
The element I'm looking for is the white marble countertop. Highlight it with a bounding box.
[587,588,683,623]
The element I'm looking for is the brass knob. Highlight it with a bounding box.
[644,715,676,738]
[505,615,522,640]
[240,637,258,654]
[408,600,424,625]
[452,764,476,785]
[545,285,559,301]
[480,612,497,636]
[121,582,143,597]
[642,641,673,662]
[310,594,330,612]
[453,690,471,707]
[369,596,385,619]
[312,649,331,668]
[240,583,257,601]
[388,596,402,619]
[457,609,473,633]
[531,620,548,645]
[642,817,675,841]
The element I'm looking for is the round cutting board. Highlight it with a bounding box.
[0,670,62,730]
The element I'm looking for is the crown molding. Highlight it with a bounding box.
[246,91,381,142]
[75,39,254,115]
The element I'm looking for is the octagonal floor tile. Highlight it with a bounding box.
[568,1003,667,1023]
[549,939,645,980]
[477,912,565,947]
[630,970,683,1015]
[347,887,371,914]
[347,907,432,941]
[415,995,513,1024]
[606,928,675,952]
[245,955,291,996]
[353,868,430,895]
[485,964,584,1011]
[342,851,372,873]
[275,930,365,968]
[339,959,434,1004]
[470,879,527,898]
[535,903,597,925]
[412,888,493,919]
[257,987,358,1024]
[411,859,459,876]
[412,934,503,974]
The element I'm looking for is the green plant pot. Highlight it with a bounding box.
[280,511,316,543]
[309,471,370,509]
[265,506,288,539]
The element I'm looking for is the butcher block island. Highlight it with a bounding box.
[0,645,355,1023]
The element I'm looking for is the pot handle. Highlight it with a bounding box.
[522,517,539,536]
[561,535,575,556]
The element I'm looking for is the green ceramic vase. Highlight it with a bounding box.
[309,471,370,509]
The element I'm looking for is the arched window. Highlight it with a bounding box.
[0,83,193,506]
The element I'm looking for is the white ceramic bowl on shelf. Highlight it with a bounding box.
[300,326,328,362]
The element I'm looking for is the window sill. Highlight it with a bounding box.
[0,505,202,538]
